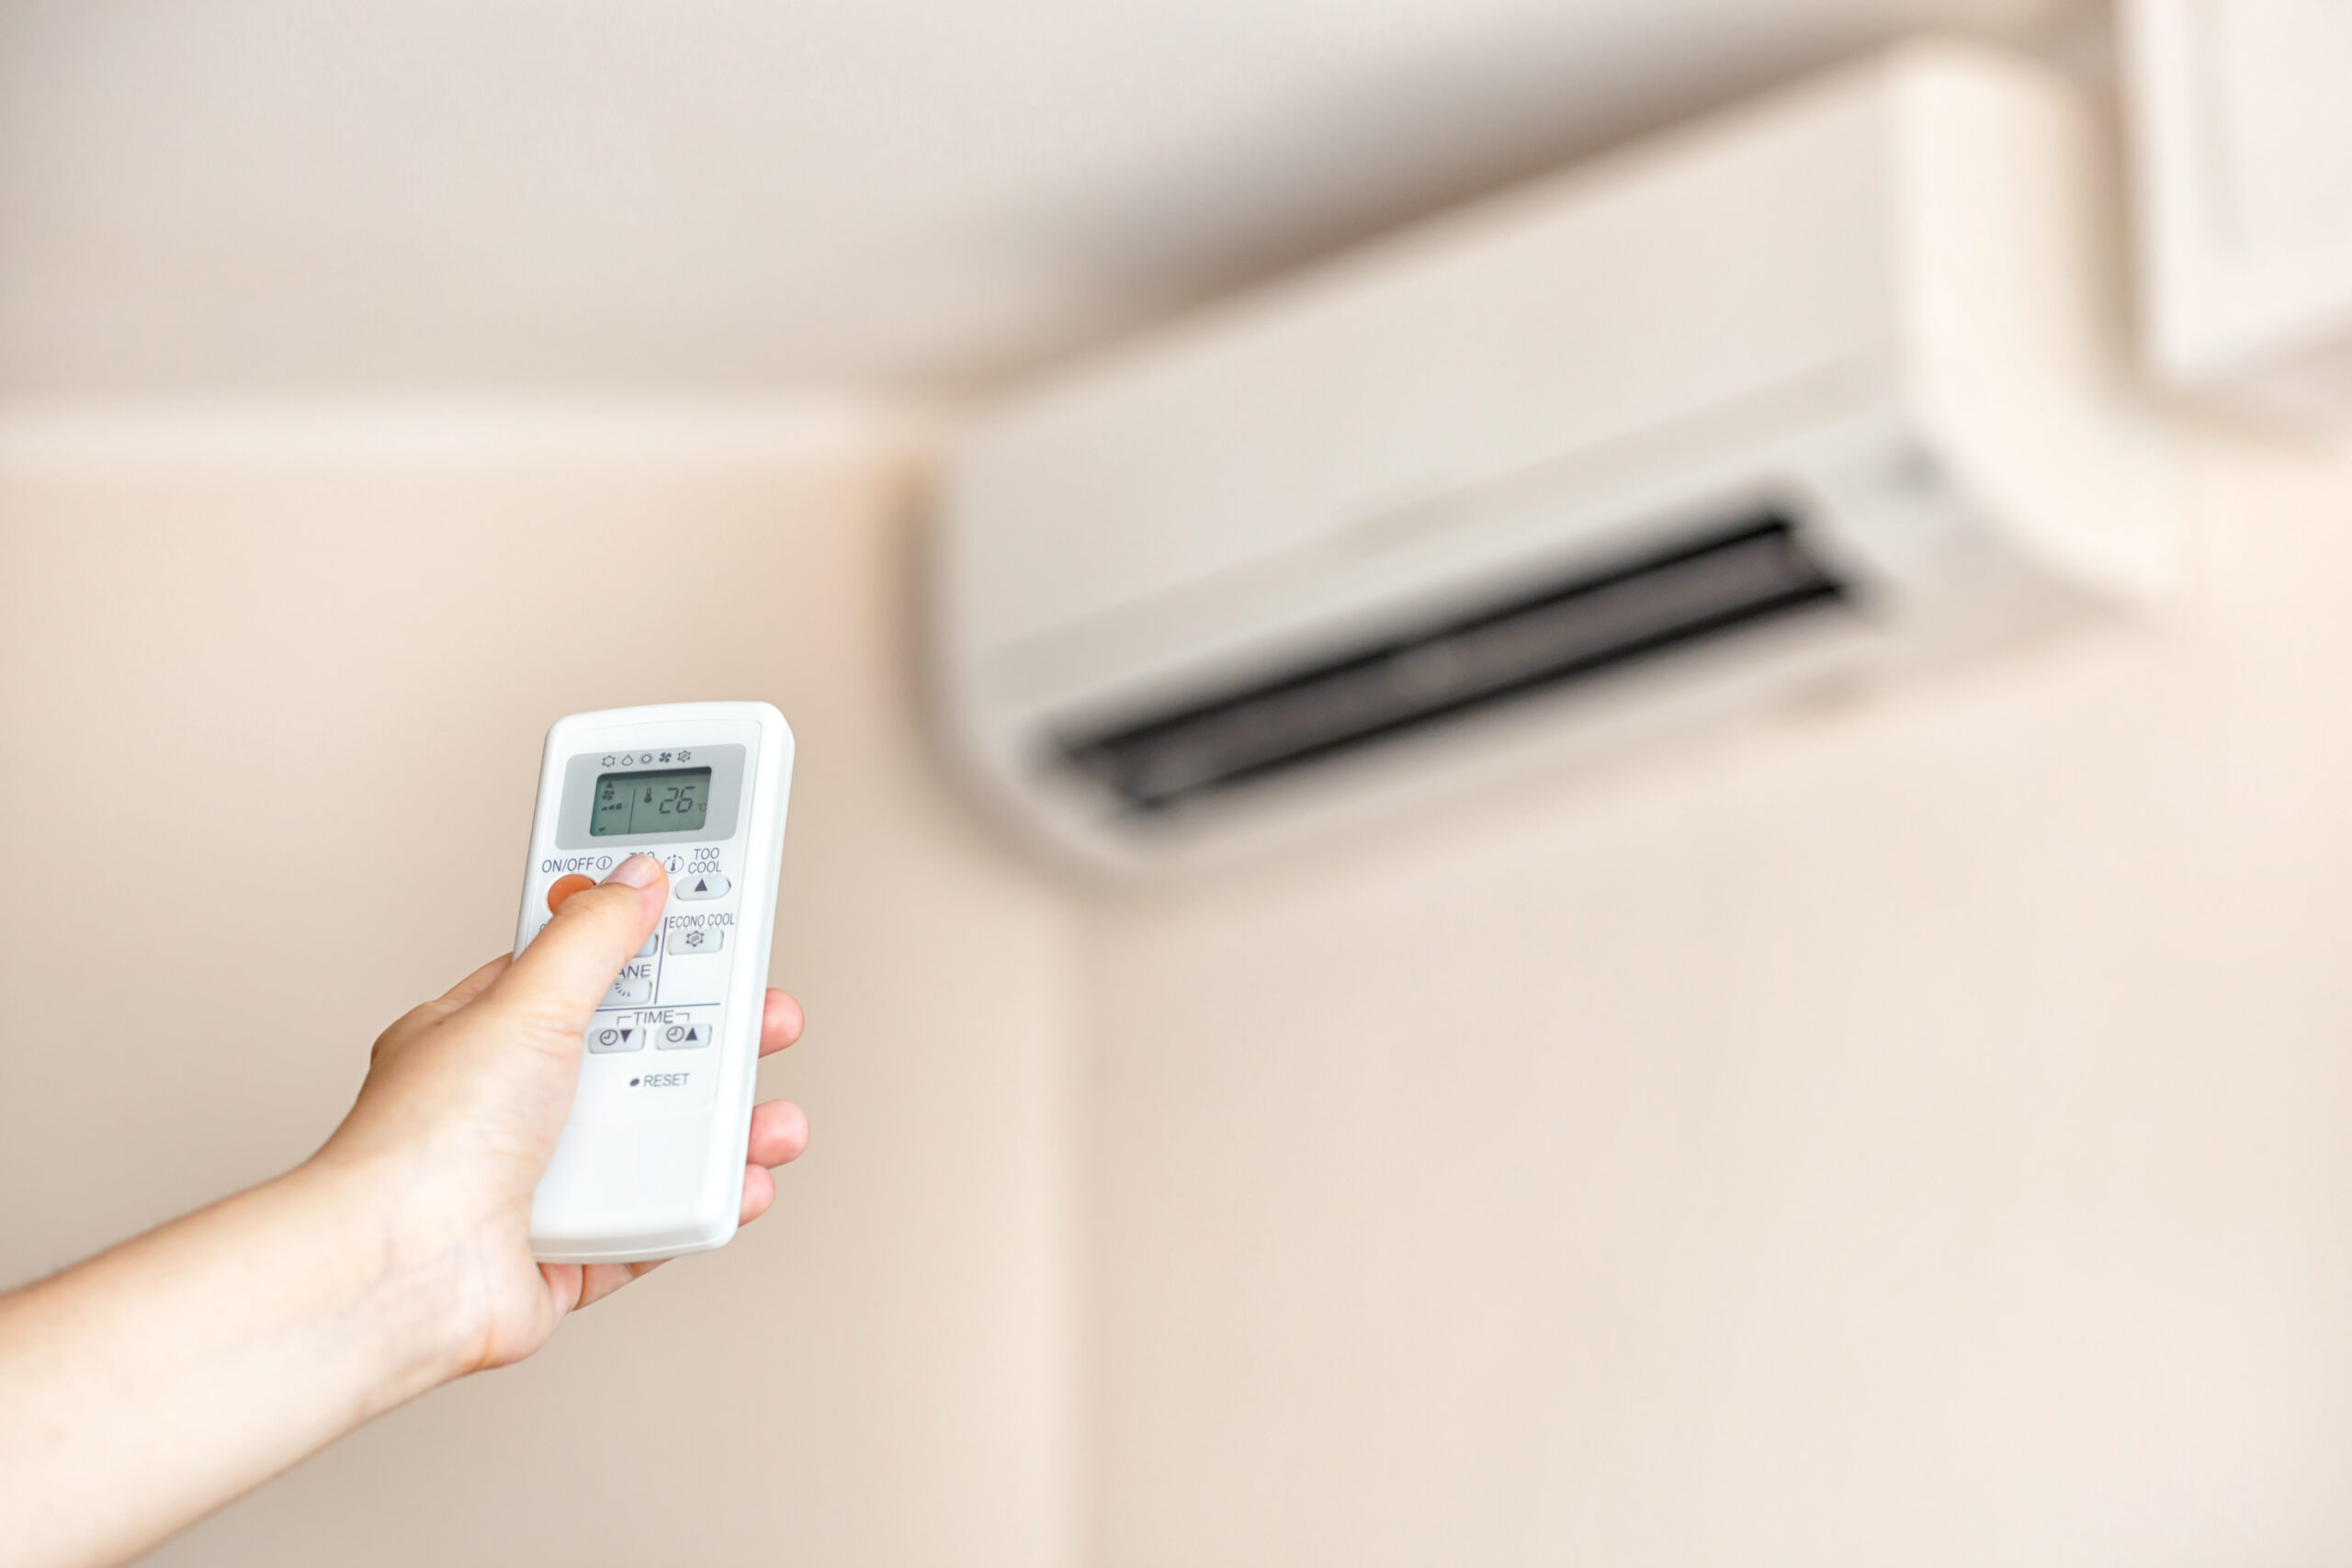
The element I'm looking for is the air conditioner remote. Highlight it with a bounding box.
[514,702,795,1263]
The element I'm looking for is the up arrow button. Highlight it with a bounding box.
[676,873,731,901]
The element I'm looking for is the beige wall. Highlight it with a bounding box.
[1084,431,2352,1565]
[0,415,1083,1567]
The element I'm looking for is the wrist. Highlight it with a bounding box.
[279,1147,502,1395]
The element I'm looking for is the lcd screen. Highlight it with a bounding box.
[590,767,712,836]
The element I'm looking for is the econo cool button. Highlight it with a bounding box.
[670,923,725,954]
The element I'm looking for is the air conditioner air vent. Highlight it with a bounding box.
[1057,512,1850,814]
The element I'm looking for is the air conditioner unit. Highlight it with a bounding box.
[934,41,2182,870]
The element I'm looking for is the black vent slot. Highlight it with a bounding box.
[1056,511,1849,813]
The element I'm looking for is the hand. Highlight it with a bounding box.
[312,852,808,1374]
[0,851,803,1568]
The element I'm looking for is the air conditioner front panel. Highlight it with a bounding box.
[944,75,1905,661]
[935,43,2180,872]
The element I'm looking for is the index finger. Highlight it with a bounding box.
[761,989,804,1057]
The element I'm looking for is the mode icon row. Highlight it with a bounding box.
[587,1008,719,1055]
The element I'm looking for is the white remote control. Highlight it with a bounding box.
[514,702,795,1263]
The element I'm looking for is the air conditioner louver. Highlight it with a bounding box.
[1057,513,1849,813]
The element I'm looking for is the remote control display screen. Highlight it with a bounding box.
[591,767,712,836]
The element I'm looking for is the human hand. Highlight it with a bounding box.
[313,852,808,1376]
[0,851,808,1568]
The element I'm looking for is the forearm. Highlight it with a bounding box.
[0,870,801,1567]
[0,1156,471,1568]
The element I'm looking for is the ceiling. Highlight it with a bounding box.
[0,0,2089,399]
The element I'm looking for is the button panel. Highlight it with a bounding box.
[563,846,740,1029]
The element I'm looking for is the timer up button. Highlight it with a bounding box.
[675,874,730,901]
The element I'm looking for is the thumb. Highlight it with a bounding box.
[495,853,668,1032]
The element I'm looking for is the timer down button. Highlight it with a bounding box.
[588,1021,646,1054]
[675,874,730,901]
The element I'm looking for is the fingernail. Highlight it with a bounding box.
[606,853,662,889]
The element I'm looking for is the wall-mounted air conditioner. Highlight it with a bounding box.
[935,41,2183,870]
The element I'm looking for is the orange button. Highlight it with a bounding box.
[546,873,597,913]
